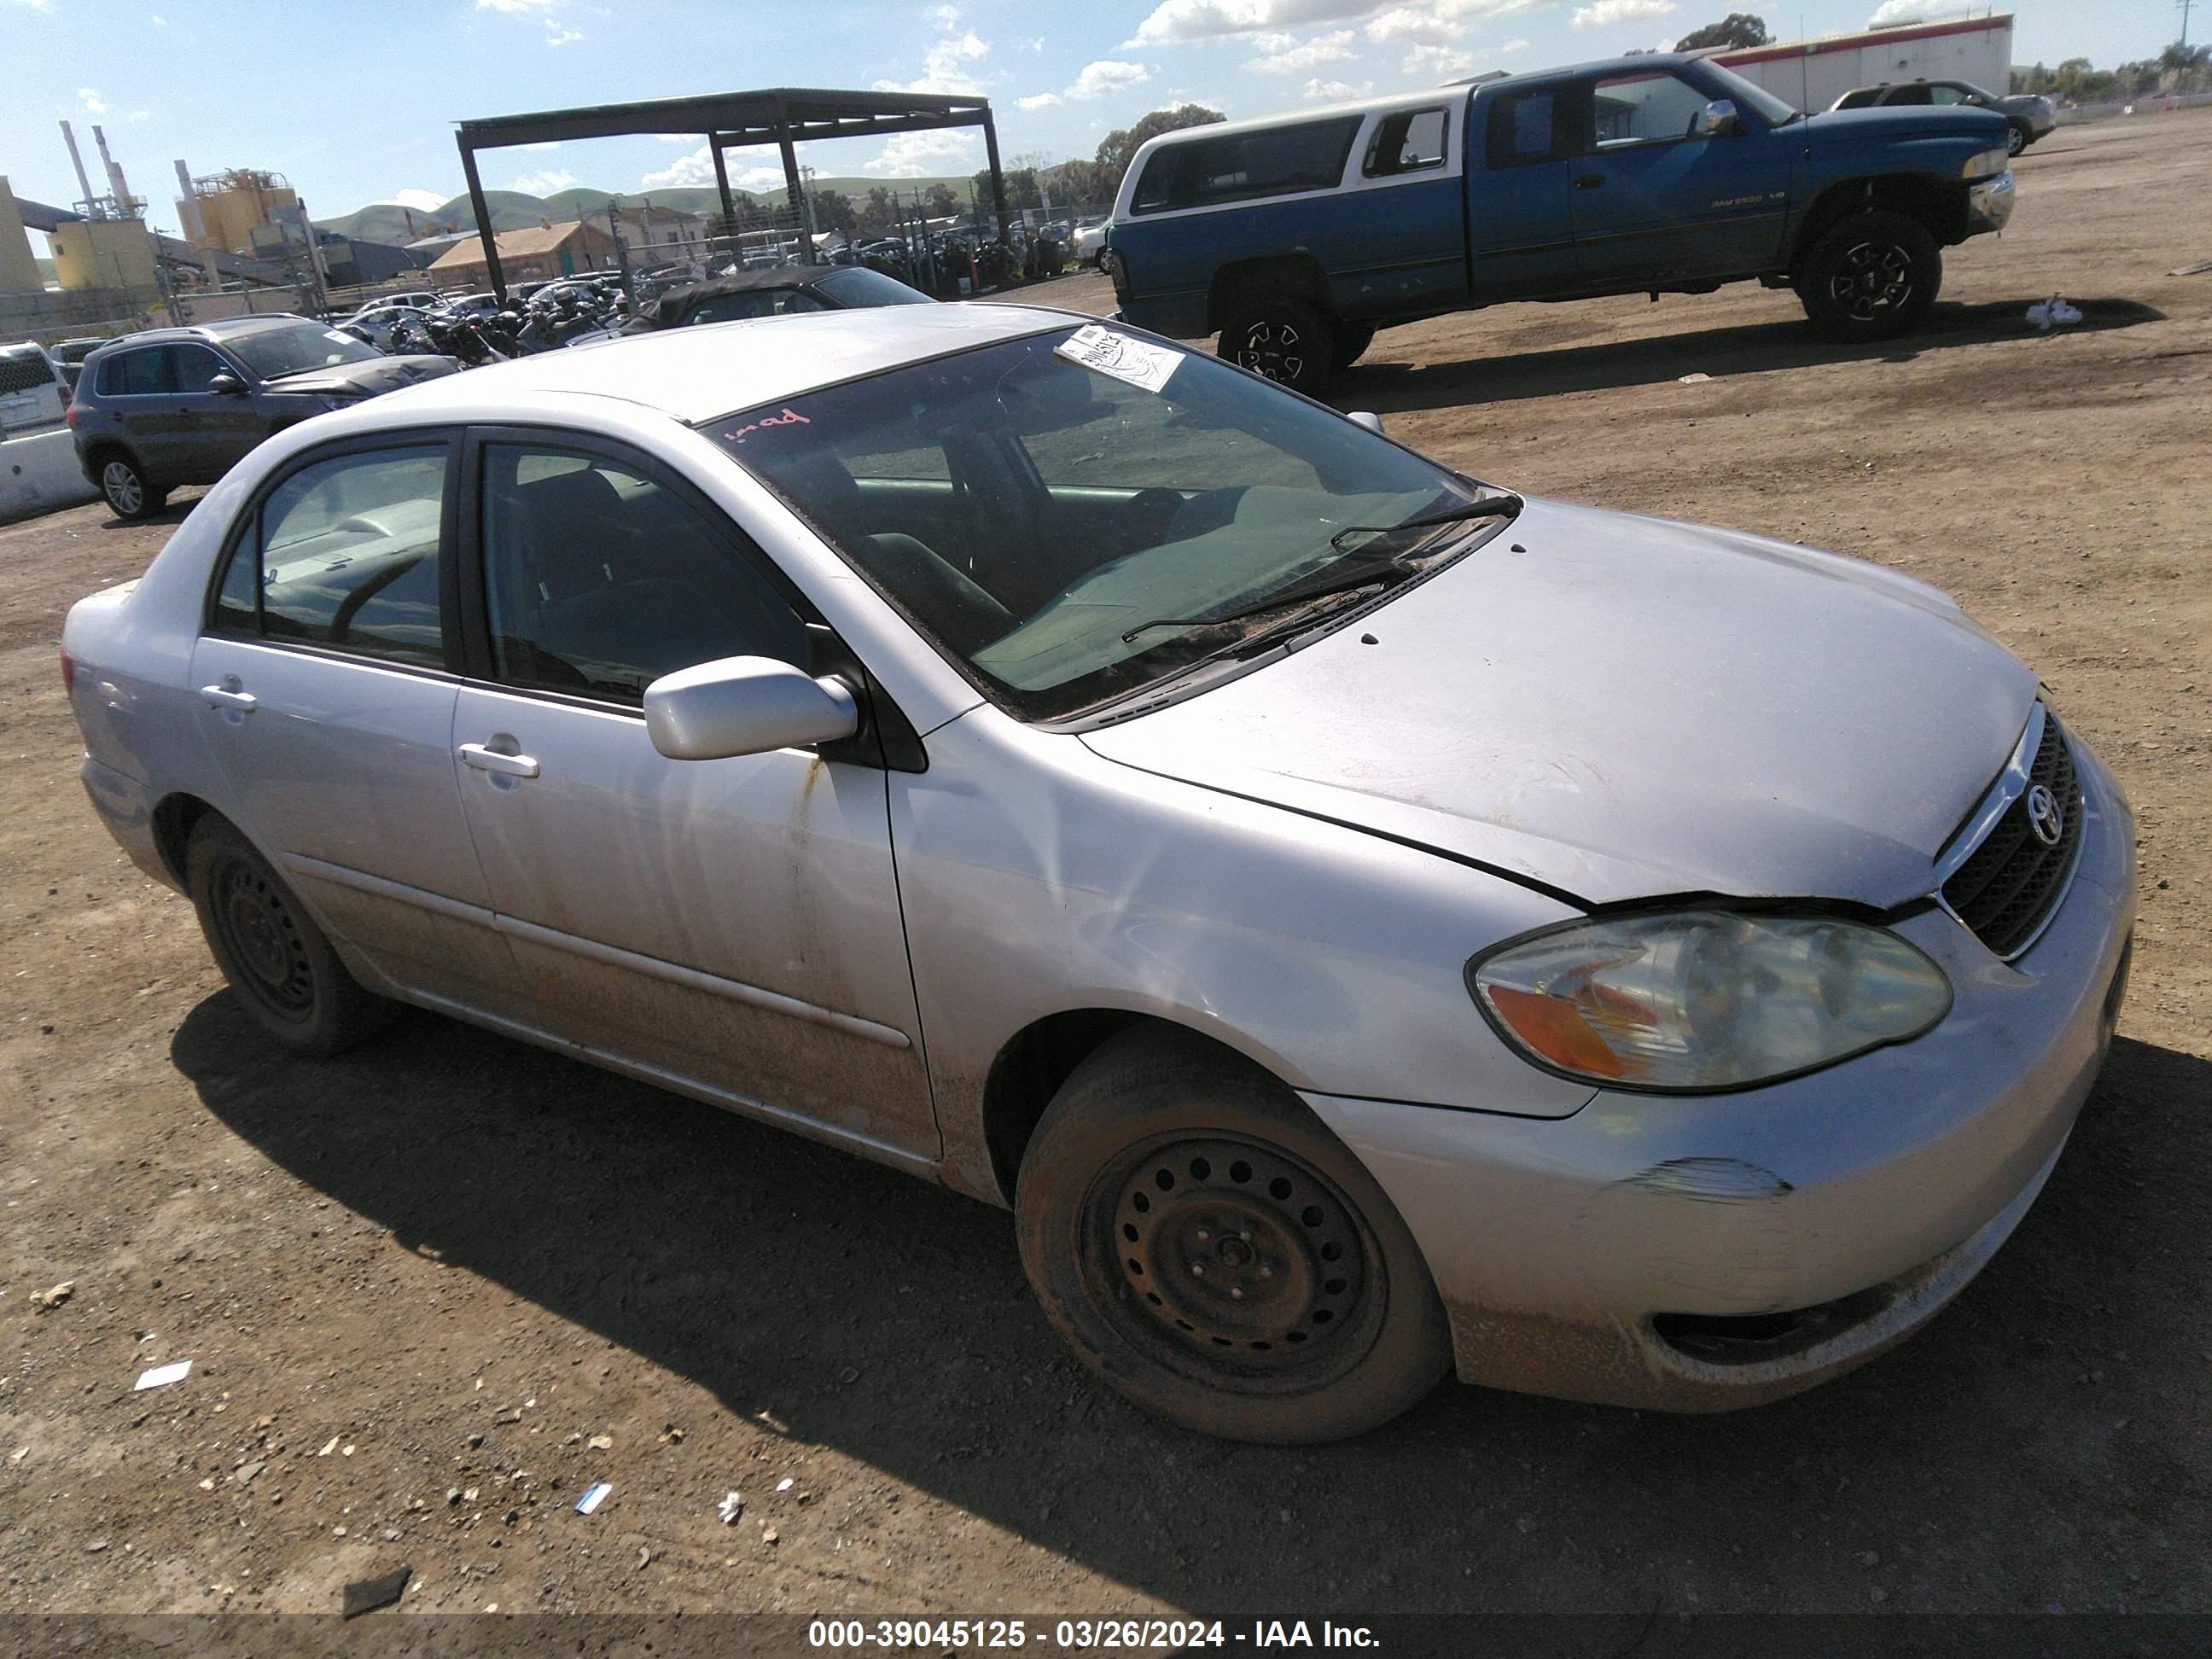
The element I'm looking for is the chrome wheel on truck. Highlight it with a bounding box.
[1217,298,1336,396]
[1796,210,1941,342]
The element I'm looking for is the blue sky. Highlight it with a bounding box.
[0,1,2183,230]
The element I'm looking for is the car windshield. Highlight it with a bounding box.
[709,323,1486,721]
[226,322,381,381]
[1701,63,1801,127]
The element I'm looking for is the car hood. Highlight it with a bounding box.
[1804,105,2009,147]
[1080,498,2036,909]
[267,354,459,398]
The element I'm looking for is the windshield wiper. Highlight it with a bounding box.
[1120,556,1412,646]
[1328,492,1522,551]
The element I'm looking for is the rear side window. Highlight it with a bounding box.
[1883,84,1933,107]
[1834,89,1879,109]
[1131,118,1361,214]
[1365,108,1449,178]
[1487,88,1567,167]
[98,347,174,397]
[212,445,449,668]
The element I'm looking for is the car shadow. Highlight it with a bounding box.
[93,490,201,531]
[1336,299,2165,416]
[174,998,2212,1612]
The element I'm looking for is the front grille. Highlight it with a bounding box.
[1942,713,2081,958]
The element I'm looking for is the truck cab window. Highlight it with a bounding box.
[1487,90,1565,168]
[1591,73,1715,148]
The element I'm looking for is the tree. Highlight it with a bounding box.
[1676,13,1770,51]
[1094,104,1226,197]
[856,186,898,236]
[811,189,856,237]
[923,183,960,221]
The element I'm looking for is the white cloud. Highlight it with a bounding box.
[1017,91,1064,109]
[544,20,583,44]
[651,133,697,144]
[148,12,166,22]
[391,189,448,212]
[1402,41,1479,75]
[1068,58,1153,98]
[1867,0,1975,22]
[863,127,983,177]
[876,28,992,95]
[1365,6,1455,44]
[1302,76,1373,98]
[1127,0,1530,46]
[475,0,552,10]
[1570,0,1673,27]
[126,108,151,121]
[1245,28,1356,72]
[77,87,108,115]
[925,3,960,25]
[732,166,789,193]
[506,168,578,195]
[642,146,714,189]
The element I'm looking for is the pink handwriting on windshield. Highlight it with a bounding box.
[724,408,812,445]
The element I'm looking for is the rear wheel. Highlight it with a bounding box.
[97,453,166,521]
[185,815,396,1057]
[1217,297,1336,396]
[1796,210,1941,342]
[1016,1027,1450,1443]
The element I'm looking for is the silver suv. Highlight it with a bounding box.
[68,315,457,520]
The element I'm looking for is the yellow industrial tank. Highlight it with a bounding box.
[49,218,158,290]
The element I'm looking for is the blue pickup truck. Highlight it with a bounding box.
[1104,52,2017,392]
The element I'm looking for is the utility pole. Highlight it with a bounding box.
[2182,0,2196,50]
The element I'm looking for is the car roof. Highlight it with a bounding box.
[372,301,1077,426]
[83,314,320,357]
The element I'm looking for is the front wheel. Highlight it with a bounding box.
[2005,124,2029,157]
[97,454,166,521]
[1016,1027,1450,1443]
[1795,210,1941,342]
[185,815,397,1057]
[1217,298,1336,396]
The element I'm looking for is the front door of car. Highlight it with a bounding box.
[171,343,265,482]
[1569,69,1792,283]
[1470,81,1580,300]
[448,434,937,1160]
[189,435,529,1019]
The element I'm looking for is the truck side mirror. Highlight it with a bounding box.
[1703,100,1744,138]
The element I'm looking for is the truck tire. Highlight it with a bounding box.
[1218,298,1336,395]
[1796,210,1941,343]
[1015,1025,1451,1443]
[1331,322,1377,372]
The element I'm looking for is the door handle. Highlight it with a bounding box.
[199,683,257,713]
[458,742,539,779]
[1574,172,1606,190]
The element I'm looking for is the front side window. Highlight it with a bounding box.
[1883,84,1934,107]
[1592,73,1717,148]
[212,445,448,667]
[172,344,230,393]
[1132,118,1362,213]
[480,445,808,704]
[712,326,1485,722]
[684,288,833,324]
[812,267,933,307]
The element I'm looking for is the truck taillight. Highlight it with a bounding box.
[59,646,75,696]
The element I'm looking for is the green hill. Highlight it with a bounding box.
[318,175,985,246]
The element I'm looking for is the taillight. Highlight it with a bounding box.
[59,645,75,696]
[65,403,79,428]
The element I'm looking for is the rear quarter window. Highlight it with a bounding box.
[1132,117,1362,214]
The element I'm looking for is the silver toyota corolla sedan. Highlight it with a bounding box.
[61,305,2134,1442]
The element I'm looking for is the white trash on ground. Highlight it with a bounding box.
[2027,295,2083,331]
[718,1490,745,1525]
[133,1360,191,1391]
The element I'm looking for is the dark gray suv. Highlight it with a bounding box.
[68,315,458,520]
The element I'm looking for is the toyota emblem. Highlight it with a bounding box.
[2025,783,2065,848]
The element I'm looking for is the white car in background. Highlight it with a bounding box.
[1073,219,1109,267]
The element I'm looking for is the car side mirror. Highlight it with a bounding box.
[1346,410,1383,434]
[208,373,247,396]
[1703,99,1744,137]
[643,655,859,761]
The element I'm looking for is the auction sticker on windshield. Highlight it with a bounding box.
[1055,324,1180,393]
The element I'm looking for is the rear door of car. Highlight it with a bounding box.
[189,431,529,1019]
[90,346,183,473]
[446,428,937,1161]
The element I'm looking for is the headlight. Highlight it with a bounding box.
[1468,911,1951,1091]
[1962,148,2010,180]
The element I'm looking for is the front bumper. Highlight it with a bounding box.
[1968,170,2017,234]
[1307,737,2135,1411]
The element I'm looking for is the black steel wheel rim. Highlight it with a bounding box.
[1237,320,1307,384]
[1829,241,1914,323]
[1092,1134,1382,1388]
[212,856,314,1020]
[102,461,142,515]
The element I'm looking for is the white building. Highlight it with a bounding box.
[1709,13,2015,113]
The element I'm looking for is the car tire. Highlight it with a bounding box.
[1016,1025,1451,1444]
[1331,323,1377,372]
[1218,298,1337,396]
[184,815,397,1058]
[96,453,166,521]
[2005,123,2029,157]
[1796,210,1942,342]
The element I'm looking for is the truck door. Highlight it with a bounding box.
[1466,81,1580,300]
[1568,67,1791,284]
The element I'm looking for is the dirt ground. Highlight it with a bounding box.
[3,109,2209,1626]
